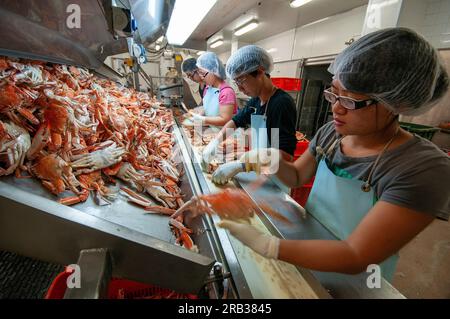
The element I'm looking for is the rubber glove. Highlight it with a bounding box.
[239,148,281,175]
[201,139,220,170]
[191,112,205,122]
[217,220,280,259]
[211,161,245,185]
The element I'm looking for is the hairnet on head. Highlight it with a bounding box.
[181,58,198,74]
[196,52,227,79]
[226,45,274,79]
[328,27,449,116]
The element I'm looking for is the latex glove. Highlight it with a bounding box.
[201,139,220,170]
[190,112,205,122]
[239,148,281,175]
[217,220,280,259]
[211,161,245,185]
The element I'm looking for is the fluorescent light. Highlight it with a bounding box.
[156,36,164,43]
[155,44,161,50]
[234,19,259,36]
[167,0,218,46]
[210,39,223,48]
[197,51,205,55]
[266,48,278,53]
[290,0,313,8]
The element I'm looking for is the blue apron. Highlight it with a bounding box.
[203,86,220,117]
[250,88,290,193]
[305,137,399,281]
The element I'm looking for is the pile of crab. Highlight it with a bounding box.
[0,56,196,250]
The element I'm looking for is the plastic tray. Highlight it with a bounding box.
[400,122,440,141]
[45,268,198,299]
[271,77,302,91]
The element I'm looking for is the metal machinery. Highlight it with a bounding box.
[0,1,406,299]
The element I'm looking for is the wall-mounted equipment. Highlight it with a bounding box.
[111,5,133,37]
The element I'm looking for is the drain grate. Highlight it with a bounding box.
[0,251,64,299]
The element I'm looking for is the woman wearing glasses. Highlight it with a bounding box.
[182,28,450,281]
[187,52,237,127]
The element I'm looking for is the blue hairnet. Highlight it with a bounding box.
[181,58,198,73]
[226,45,274,79]
[196,52,226,80]
[328,27,449,116]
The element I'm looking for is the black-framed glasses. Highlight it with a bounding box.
[323,89,377,110]
[186,70,198,79]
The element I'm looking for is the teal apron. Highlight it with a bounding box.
[305,134,399,282]
[250,88,290,193]
[203,86,220,117]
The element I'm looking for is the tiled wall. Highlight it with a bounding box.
[421,0,450,48]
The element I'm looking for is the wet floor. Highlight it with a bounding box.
[393,219,450,299]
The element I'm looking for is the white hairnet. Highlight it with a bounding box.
[328,27,449,116]
[196,52,226,80]
[225,45,274,79]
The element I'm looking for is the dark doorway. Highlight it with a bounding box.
[296,64,333,139]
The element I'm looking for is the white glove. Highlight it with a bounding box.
[202,139,220,167]
[191,112,205,122]
[217,220,280,259]
[239,148,281,175]
[211,161,245,185]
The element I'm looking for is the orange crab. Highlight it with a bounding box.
[30,154,86,204]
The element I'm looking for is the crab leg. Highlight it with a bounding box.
[169,218,193,234]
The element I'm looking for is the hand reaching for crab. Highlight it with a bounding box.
[217,220,280,259]
[170,196,210,224]
[211,148,281,185]
[240,148,281,175]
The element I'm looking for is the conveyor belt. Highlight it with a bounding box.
[174,110,405,299]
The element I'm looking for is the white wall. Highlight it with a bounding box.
[218,51,231,64]
[397,0,428,32]
[256,29,297,62]
[420,0,450,49]
[398,0,450,49]
[250,5,368,77]
[298,5,367,58]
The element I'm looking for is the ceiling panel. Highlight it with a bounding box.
[184,0,368,53]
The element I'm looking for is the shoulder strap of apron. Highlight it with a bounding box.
[316,127,400,192]
[361,127,400,192]
[263,87,278,118]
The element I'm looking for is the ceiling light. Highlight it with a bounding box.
[156,36,164,43]
[234,19,259,36]
[197,51,205,55]
[266,48,278,53]
[210,39,224,48]
[167,0,218,46]
[155,44,161,51]
[290,0,313,8]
